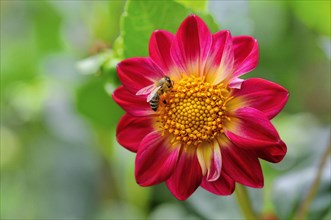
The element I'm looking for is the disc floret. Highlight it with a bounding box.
[158,76,233,146]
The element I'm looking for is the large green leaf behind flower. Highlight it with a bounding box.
[121,0,218,58]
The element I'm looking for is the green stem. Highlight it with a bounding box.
[235,183,258,220]
[294,142,331,220]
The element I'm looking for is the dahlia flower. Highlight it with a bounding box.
[113,15,288,200]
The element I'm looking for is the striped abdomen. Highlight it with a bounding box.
[149,93,160,111]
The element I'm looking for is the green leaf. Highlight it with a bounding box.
[76,49,121,88]
[87,1,125,44]
[75,77,123,129]
[175,0,207,11]
[290,1,331,37]
[121,0,218,58]
[76,51,112,75]
[112,36,124,59]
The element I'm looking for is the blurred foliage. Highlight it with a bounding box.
[1,0,330,219]
[75,77,122,129]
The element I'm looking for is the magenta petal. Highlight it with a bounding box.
[135,132,179,186]
[222,142,264,188]
[171,15,212,77]
[230,78,289,119]
[232,36,259,78]
[209,31,233,68]
[117,58,165,94]
[112,86,154,117]
[116,113,154,152]
[224,107,287,163]
[166,150,203,200]
[149,30,175,73]
[257,140,287,163]
[205,30,234,85]
[201,172,235,196]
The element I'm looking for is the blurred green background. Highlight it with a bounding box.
[1,1,330,219]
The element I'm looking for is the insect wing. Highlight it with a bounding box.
[147,86,161,102]
[136,84,155,96]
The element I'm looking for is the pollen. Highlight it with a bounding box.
[158,76,233,146]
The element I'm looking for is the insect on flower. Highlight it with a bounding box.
[136,76,174,111]
[113,14,289,200]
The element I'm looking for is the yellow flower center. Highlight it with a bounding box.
[157,76,233,146]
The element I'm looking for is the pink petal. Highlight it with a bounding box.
[171,15,212,77]
[218,136,264,187]
[116,113,154,152]
[149,30,175,73]
[229,78,289,119]
[232,36,259,78]
[208,145,222,181]
[135,132,180,186]
[201,171,235,196]
[205,30,234,85]
[117,58,165,94]
[166,148,202,200]
[112,86,154,117]
[228,78,244,89]
[224,107,287,163]
[197,140,222,182]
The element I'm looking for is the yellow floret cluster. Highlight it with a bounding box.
[158,76,233,146]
